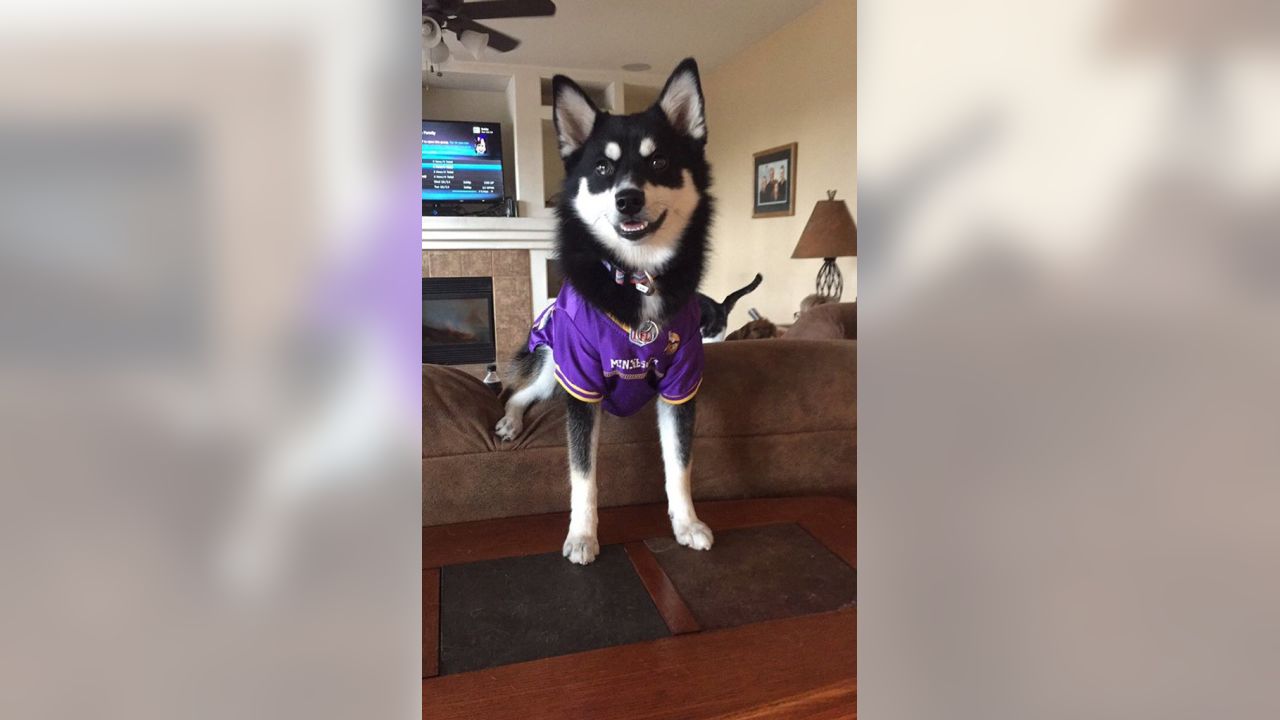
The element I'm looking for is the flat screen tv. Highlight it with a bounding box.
[422,119,504,212]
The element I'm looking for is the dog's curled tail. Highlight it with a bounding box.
[721,273,764,313]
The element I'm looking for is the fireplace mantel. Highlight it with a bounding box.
[422,217,560,329]
[422,217,556,250]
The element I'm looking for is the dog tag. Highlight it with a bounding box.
[633,272,655,295]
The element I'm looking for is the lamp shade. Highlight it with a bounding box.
[791,194,857,259]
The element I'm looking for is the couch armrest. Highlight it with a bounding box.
[782,302,857,341]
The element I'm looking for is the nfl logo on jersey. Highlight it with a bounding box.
[628,320,660,347]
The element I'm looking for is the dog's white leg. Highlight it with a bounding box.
[563,396,602,564]
[495,346,555,441]
[657,398,713,550]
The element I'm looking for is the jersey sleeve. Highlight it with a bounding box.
[658,327,704,405]
[551,316,605,403]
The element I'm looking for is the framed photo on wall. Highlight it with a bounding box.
[752,143,797,218]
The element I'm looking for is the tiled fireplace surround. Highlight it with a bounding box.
[423,249,533,377]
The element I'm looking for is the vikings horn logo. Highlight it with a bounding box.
[665,331,680,356]
[628,320,660,347]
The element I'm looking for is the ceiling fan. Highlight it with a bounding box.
[422,0,557,55]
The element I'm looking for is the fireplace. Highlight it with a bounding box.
[422,277,496,365]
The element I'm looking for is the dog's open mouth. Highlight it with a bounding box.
[615,210,667,241]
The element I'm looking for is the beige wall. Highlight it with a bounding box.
[701,0,856,326]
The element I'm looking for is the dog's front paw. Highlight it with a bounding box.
[494,414,522,441]
[673,519,714,551]
[562,534,600,565]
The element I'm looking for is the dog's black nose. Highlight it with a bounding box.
[615,188,645,216]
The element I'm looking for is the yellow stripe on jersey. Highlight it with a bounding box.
[553,365,603,400]
[660,378,702,405]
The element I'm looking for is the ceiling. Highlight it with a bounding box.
[442,0,827,73]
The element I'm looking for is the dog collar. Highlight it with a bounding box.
[602,261,656,296]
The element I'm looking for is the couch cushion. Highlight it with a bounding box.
[422,365,504,455]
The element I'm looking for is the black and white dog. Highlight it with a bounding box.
[698,273,764,342]
[495,58,715,565]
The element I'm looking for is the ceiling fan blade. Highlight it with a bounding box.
[460,0,556,20]
[423,0,464,15]
[449,16,521,52]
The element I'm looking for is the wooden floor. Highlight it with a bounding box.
[423,496,856,720]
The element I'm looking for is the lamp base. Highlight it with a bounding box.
[815,258,843,300]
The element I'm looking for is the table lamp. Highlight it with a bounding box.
[791,190,857,300]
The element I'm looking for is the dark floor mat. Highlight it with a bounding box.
[646,523,857,630]
[438,544,669,675]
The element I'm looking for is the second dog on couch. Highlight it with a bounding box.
[495,58,716,565]
[698,273,764,342]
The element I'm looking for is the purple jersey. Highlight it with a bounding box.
[528,283,704,417]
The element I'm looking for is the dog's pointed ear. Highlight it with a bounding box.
[552,75,599,158]
[656,58,707,142]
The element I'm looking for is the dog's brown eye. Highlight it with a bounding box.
[650,156,668,171]
[595,160,614,176]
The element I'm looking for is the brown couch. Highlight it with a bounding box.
[423,339,856,525]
